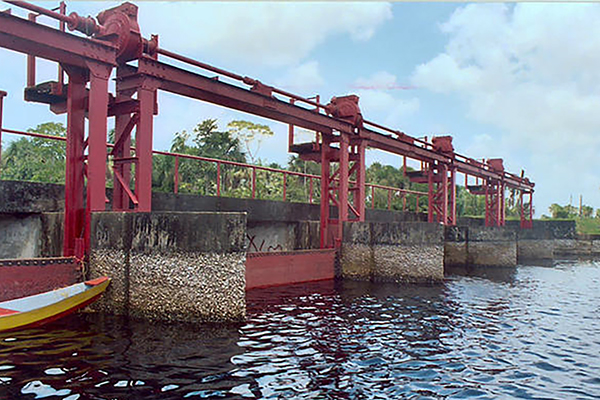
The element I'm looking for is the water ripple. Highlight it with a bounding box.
[1,263,600,398]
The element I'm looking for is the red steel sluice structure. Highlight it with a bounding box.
[0,1,535,289]
[0,127,427,211]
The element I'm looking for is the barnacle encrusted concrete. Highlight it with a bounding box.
[444,224,517,267]
[87,211,247,322]
[372,244,444,282]
[467,226,517,267]
[445,219,578,267]
[341,221,444,283]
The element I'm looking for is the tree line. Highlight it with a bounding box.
[1,119,527,217]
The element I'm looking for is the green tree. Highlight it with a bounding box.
[581,205,594,218]
[1,122,66,183]
[548,203,578,219]
[364,162,429,212]
[456,186,486,217]
[285,155,321,203]
[227,120,273,164]
[153,119,247,196]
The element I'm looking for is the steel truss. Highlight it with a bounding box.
[427,162,457,225]
[0,1,536,254]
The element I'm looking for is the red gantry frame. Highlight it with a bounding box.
[0,1,535,255]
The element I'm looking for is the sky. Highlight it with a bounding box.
[1,2,599,217]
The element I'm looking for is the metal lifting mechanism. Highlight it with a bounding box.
[0,1,535,257]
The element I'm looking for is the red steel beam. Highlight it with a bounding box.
[63,67,87,257]
[152,40,534,193]
[0,90,5,176]
[124,58,533,192]
[122,58,350,135]
[0,1,534,242]
[0,11,116,68]
[0,7,531,194]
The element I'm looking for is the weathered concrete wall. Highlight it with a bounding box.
[341,222,444,283]
[40,212,64,257]
[448,219,576,265]
[469,226,517,267]
[246,221,297,252]
[0,213,41,258]
[153,191,427,224]
[0,181,64,213]
[295,220,320,250]
[444,226,468,267]
[87,212,247,323]
[1,180,427,225]
[553,234,600,259]
[0,181,63,258]
[445,225,516,268]
[246,220,321,252]
[514,220,576,262]
[0,212,63,259]
[0,181,424,255]
[154,192,425,253]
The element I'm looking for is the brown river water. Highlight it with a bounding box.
[1,260,599,399]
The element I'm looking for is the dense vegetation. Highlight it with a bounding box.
[2,119,596,230]
[542,203,600,235]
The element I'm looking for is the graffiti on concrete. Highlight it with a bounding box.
[246,234,284,253]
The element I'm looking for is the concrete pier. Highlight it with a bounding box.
[341,222,445,283]
[445,225,517,268]
[87,212,247,323]
[513,220,576,263]
[0,180,587,323]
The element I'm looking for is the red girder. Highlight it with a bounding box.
[127,58,348,135]
[0,11,116,68]
[520,191,534,229]
[484,180,505,227]
[0,0,536,255]
[426,163,456,225]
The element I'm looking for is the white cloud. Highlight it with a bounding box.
[412,3,600,214]
[275,61,324,94]
[138,2,392,67]
[354,71,420,128]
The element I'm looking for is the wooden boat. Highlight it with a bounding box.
[0,277,110,332]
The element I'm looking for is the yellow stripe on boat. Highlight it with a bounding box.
[0,278,110,332]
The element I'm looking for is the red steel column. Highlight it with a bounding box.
[174,156,179,194]
[529,192,534,226]
[485,181,492,227]
[320,137,331,248]
[86,63,111,252]
[87,63,111,212]
[494,182,501,226]
[135,82,157,212]
[288,99,295,150]
[26,13,36,87]
[113,69,135,210]
[442,163,448,224]
[337,133,349,247]
[449,166,457,225]
[427,163,434,223]
[499,182,506,226]
[63,66,87,256]
[0,90,6,177]
[355,141,366,221]
[113,117,133,210]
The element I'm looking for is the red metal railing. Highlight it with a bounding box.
[0,127,427,212]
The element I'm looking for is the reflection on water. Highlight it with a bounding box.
[1,261,600,399]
